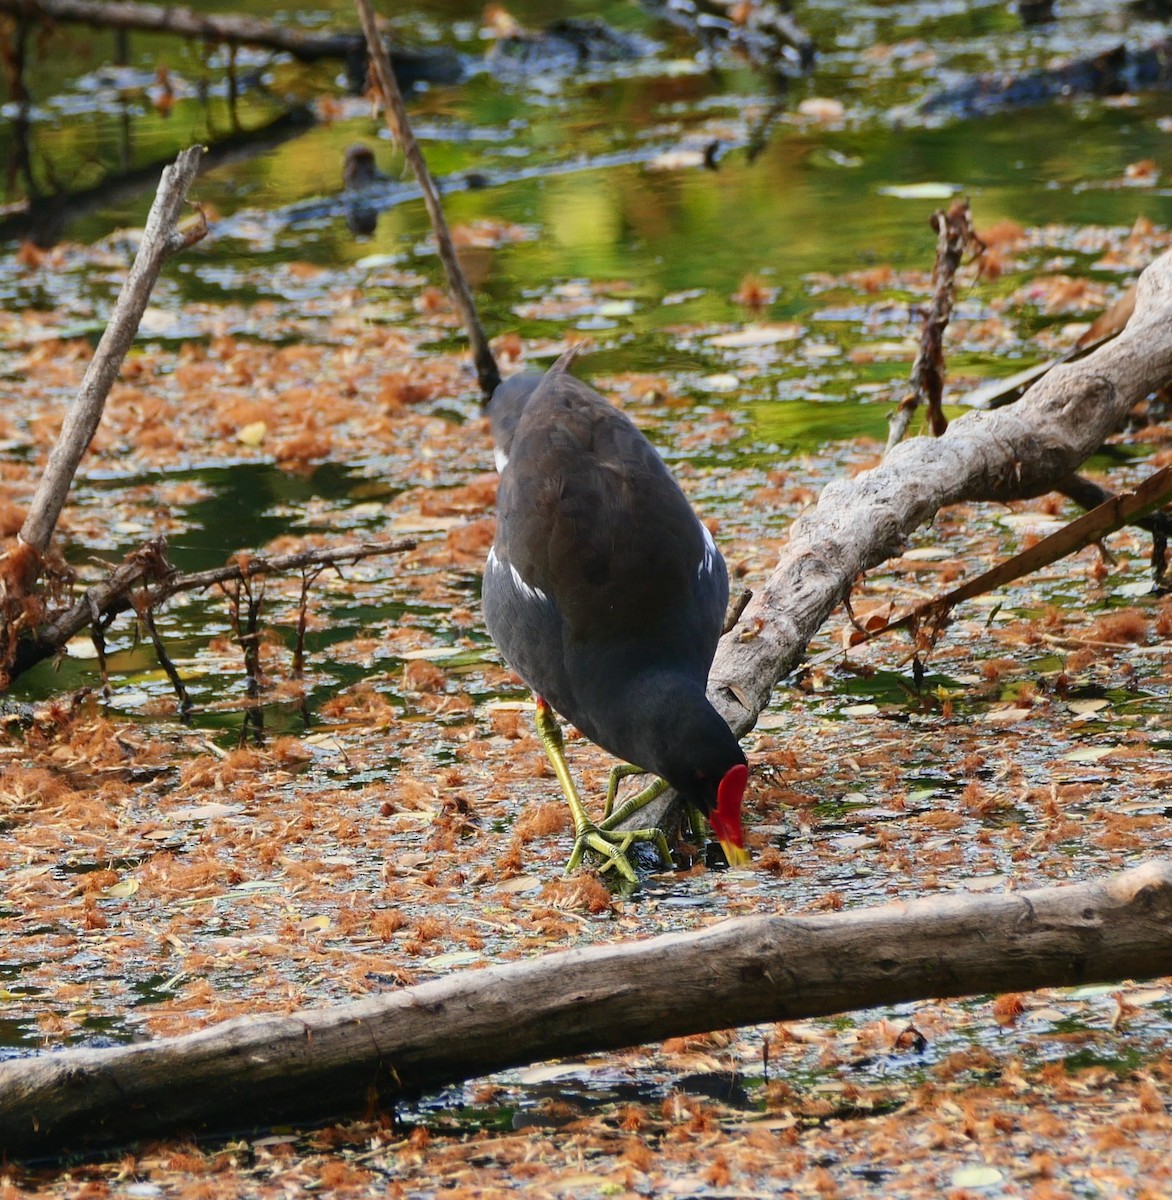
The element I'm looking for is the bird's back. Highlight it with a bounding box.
[484,360,729,765]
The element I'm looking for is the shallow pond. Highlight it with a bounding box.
[3,12,1172,1188]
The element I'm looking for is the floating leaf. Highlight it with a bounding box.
[64,637,100,659]
[1062,746,1115,762]
[709,323,802,348]
[697,373,741,392]
[236,421,267,446]
[495,874,543,894]
[171,802,243,821]
[1065,983,1119,999]
[879,182,957,200]
[423,950,482,969]
[103,878,139,899]
[980,707,1032,724]
[517,1063,586,1085]
[950,1166,1004,1188]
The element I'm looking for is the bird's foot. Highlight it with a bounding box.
[564,817,673,884]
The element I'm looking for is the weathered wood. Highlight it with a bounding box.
[16,148,204,571]
[1,861,1170,1157]
[709,247,1172,740]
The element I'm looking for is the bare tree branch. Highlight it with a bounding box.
[15,147,205,578]
[353,0,500,398]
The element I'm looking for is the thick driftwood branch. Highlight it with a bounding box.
[708,247,1172,740]
[353,0,500,398]
[16,147,204,571]
[621,249,1172,841]
[1,0,360,57]
[1,861,1169,1157]
[11,537,417,679]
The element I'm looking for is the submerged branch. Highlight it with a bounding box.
[13,537,417,681]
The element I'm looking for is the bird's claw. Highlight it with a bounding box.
[565,819,673,883]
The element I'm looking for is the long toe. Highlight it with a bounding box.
[565,821,673,883]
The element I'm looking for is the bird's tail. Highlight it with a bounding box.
[549,342,586,376]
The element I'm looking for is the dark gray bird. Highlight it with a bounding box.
[483,349,748,880]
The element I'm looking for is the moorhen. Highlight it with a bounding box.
[483,348,748,882]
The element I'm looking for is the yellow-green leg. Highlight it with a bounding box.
[603,763,649,820]
[533,699,672,882]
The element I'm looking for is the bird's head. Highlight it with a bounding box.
[663,734,749,867]
[681,759,748,867]
[485,372,543,471]
[707,761,749,866]
[635,679,751,868]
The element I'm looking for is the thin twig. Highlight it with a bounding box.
[135,594,192,717]
[886,199,982,454]
[352,0,500,399]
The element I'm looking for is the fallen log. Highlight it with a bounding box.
[1,861,1169,1157]
[0,0,463,88]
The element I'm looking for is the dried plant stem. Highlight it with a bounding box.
[352,0,500,398]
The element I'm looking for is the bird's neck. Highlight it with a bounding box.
[582,667,730,783]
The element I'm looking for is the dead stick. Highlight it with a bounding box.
[1,861,1169,1156]
[15,146,205,585]
[353,0,500,398]
[886,199,981,453]
[17,538,416,679]
[809,462,1172,666]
